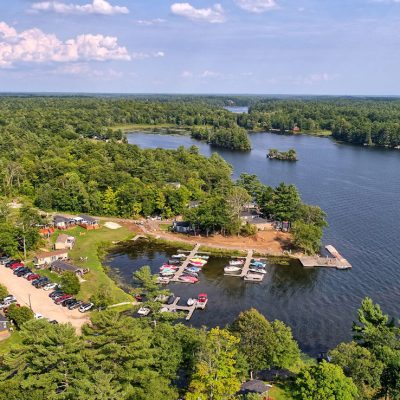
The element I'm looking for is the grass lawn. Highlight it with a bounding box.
[158,223,171,232]
[0,331,23,355]
[269,384,294,400]
[51,225,134,303]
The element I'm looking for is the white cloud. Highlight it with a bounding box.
[235,0,277,13]
[30,0,129,15]
[171,3,225,23]
[131,51,165,60]
[0,21,130,68]
[136,18,166,26]
[200,70,223,78]
[181,70,193,78]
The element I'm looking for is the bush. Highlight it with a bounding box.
[7,304,34,329]
[60,271,80,295]
[0,283,8,300]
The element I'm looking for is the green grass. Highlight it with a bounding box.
[269,383,294,400]
[158,223,171,232]
[51,225,134,303]
[0,331,23,354]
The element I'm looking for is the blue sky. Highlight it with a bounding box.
[0,0,399,94]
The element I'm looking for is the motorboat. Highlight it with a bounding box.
[229,260,244,266]
[224,265,242,273]
[251,261,266,268]
[190,258,207,265]
[187,298,196,306]
[157,277,170,284]
[172,254,186,259]
[183,270,198,278]
[197,293,208,307]
[178,275,199,283]
[160,264,178,270]
[249,267,267,274]
[159,270,175,277]
[137,307,151,316]
[194,254,209,260]
[168,259,181,265]
[186,266,201,272]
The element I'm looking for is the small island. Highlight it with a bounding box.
[267,148,298,161]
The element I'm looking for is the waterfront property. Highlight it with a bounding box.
[34,249,69,267]
[50,260,89,276]
[53,215,75,230]
[299,245,352,269]
[78,215,100,230]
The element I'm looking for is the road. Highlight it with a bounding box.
[0,267,89,332]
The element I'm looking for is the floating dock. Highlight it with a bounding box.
[224,250,265,282]
[299,245,352,269]
[170,243,201,282]
[163,296,207,320]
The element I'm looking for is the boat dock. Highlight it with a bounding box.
[299,245,352,269]
[170,243,201,282]
[240,249,254,277]
[163,296,207,320]
[224,250,265,282]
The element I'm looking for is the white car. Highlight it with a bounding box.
[3,295,16,303]
[79,303,93,313]
[43,283,58,291]
[34,313,44,319]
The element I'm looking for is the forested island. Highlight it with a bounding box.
[267,148,298,161]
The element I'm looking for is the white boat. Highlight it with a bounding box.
[249,267,267,274]
[229,260,244,266]
[187,298,196,306]
[172,254,186,259]
[224,265,242,273]
[157,277,170,284]
[160,270,175,277]
[195,254,209,259]
[137,307,151,316]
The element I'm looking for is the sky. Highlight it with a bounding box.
[0,0,400,95]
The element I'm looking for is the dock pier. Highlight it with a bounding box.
[299,245,352,269]
[170,243,201,282]
[163,296,207,320]
[224,250,265,282]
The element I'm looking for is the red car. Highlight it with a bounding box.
[10,262,24,270]
[54,294,72,305]
[27,274,40,281]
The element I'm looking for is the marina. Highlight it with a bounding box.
[162,294,208,320]
[299,245,352,269]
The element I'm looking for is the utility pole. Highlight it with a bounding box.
[28,293,32,310]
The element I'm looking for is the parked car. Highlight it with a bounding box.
[5,259,21,268]
[24,272,34,279]
[43,283,58,291]
[13,266,25,274]
[27,274,40,281]
[55,294,73,305]
[49,290,63,299]
[3,295,16,303]
[51,292,66,300]
[48,320,58,324]
[79,303,93,313]
[34,279,50,289]
[0,298,17,309]
[62,299,76,307]
[10,262,24,270]
[68,300,83,310]
[34,313,44,319]
[17,268,31,277]
[0,256,10,265]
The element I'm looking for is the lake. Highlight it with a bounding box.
[108,131,400,355]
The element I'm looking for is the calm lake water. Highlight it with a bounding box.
[107,132,400,355]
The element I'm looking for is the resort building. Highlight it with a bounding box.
[78,215,100,230]
[50,260,89,276]
[54,234,75,250]
[33,249,69,266]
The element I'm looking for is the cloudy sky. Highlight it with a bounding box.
[0,0,399,94]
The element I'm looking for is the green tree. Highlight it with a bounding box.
[330,341,383,398]
[187,327,242,400]
[102,186,118,215]
[7,304,34,329]
[90,283,114,309]
[292,221,323,255]
[297,204,328,229]
[16,205,43,258]
[294,362,358,400]
[60,271,80,295]
[0,283,8,300]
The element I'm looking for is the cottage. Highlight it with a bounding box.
[240,210,271,231]
[50,260,88,276]
[172,221,192,234]
[238,380,272,397]
[78,215,100,230]
[34,250,69,266]
[0,314,9,333]
[53,215,75,230]
[54,234,75,250]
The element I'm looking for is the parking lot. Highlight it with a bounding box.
[0,267,89,332]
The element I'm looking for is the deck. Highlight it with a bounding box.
[299,245,352,269]
[224,250,265,282]
[163,296,207,320]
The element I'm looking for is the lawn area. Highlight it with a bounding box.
[52,224,134,303]
[269,383,294,400]
[0,331,23,355]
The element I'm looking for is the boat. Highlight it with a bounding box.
[194,254,209,260]
[249,267,267,274]
[159,270,175,277]
[172,254,186,259]
[197,293,208,307]
[224,265,242,273]
[251,261,266,268]
[183,270,198,278]
[190,258,207,266]
[229,260,244,266]
[187,298,196,306]
[167,259,181,265]
[156,277,170,284]
[160,264,178,270]
[137,307,151,316]
[186,266,201,272]
[190,261,205,268]
[178,275,199,283]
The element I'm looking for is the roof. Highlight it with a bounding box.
[53,215,69,223]
[56,234,72,243]
[79,214,99,223]
[50,260,80,272]
[35,249,69,259]
[174,221,191,227]
[251,217,270,225]
[240,380,271,394]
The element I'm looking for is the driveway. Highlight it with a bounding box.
[0,267,89,332]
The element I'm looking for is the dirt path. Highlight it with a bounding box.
[0,267,89,332]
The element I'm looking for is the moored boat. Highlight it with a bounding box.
[187,298,196,306]
[249,267,267,274]
[172,254,186,259]
[178,275,199,283]
[224,265,242,273]
[197,293,208,307]
[229,260,244,266]
[183,270,198,278]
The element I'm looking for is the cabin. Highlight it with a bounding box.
[78,215,100,230]
[238,380,272,397]
[172,221,193,234]
[54,234,75,250]
[0,315,8,334]
[53,215,75,230]
[50,260,89,276]
[33,250,69,266]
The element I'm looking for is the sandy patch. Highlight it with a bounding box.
[104,221,122,230]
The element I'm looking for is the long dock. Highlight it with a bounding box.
[163,296,207,320]
[170,243,201,282]
[299,245,352,269]
[223,250,265,282]
[240,249,254,277]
